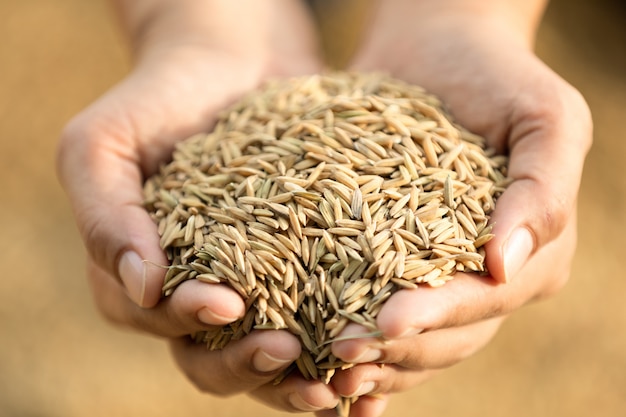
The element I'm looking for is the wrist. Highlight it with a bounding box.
[111,0,275,64]
[351,0,545,76]
[358,0,547,53]
[424,0,548,45]
[110,0,321,79]
[416,0,548,45]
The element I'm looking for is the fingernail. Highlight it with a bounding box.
[118,251,146,306]
[352,348,382,364]
[197,307,240,326]
[503,228,534,282]
[288,393,325,412]
[352,381,377,397]
[252,350,293,373]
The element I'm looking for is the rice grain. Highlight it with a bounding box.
[143,72,509,414]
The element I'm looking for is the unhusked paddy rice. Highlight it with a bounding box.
[143,72,509,413]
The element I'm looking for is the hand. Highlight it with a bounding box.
[319,1,592,415]
[57,0,339,410]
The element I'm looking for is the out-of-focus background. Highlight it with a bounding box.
[1,1,624,416]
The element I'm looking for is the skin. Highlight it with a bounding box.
[57,1,592,416]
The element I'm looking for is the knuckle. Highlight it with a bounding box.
[171,345,239,397]
[186,372,232,397]
[194,379,236,398]
[539,193,571,244]
[222,350,251,382]
[479,295,509,319]
[200,348,254,397]
[80,210,121,277]
[520,177,573,249]
[182,371,208,393]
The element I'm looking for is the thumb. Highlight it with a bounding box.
[486,84,592,283]
[57,101,168,308]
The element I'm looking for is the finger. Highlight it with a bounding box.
[170,330,302,397]
[249,372,339,413]
[343,394,389,417]
[486,73,592,283]
[315,394,390,417]
[332,317,503,370]
[88,259,245,337]
[367,215,577,340]
[329,363,439,399]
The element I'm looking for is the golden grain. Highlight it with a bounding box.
[144,72,508,391]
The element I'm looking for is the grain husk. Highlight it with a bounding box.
[143,72,509,416]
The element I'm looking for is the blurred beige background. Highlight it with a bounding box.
[1,1,624,416]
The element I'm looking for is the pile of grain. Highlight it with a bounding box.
[144,72,508,386]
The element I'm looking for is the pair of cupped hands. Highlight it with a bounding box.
[57,1,591,416]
